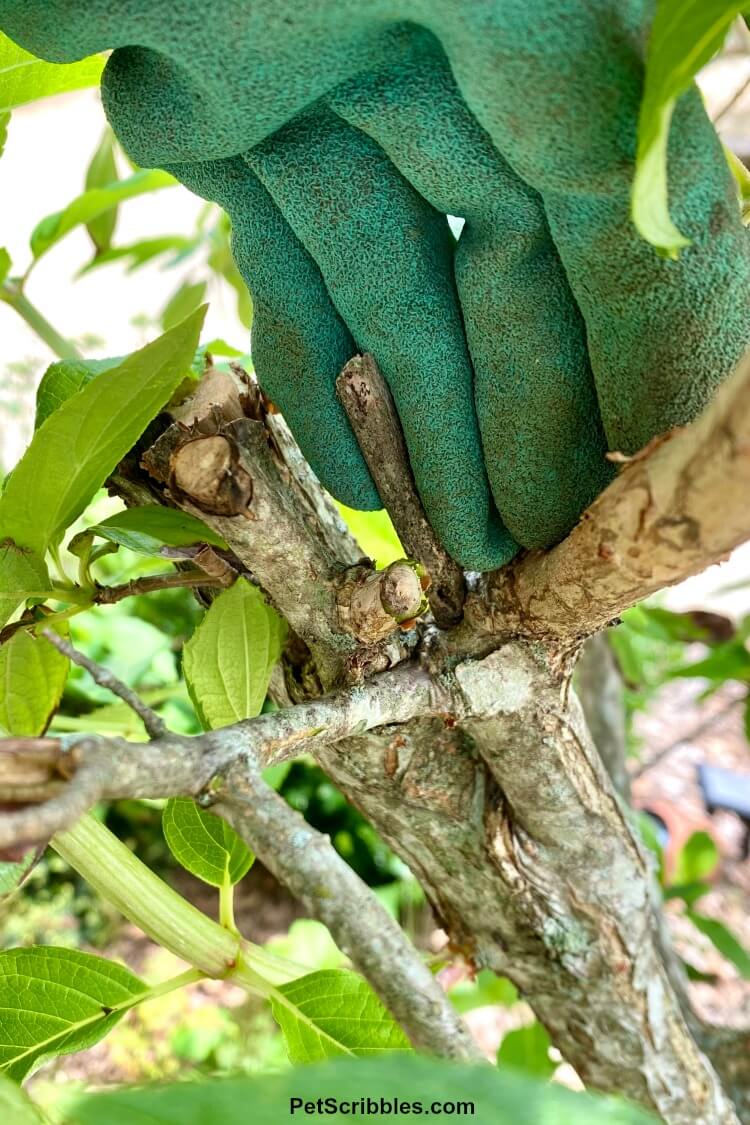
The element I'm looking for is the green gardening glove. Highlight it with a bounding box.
[3,2,748,571]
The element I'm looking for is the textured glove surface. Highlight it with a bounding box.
[3,1,748,569]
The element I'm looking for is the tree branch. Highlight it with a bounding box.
[214,755,483,1062]
[337,354,466,628]
[0,672,479,1063]
[139,372,421,687]
[0,662,442,848]
[312,647,740,1123]
[470,348,750,646]
[41,629,167,739]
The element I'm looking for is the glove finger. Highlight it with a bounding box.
[432,1,750,453]
[245,107,517,571]
[165,155,380,512]
[328,27,612,549]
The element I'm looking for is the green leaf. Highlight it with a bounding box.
[663,880,710,907]
[272,970,411,1062]
[203,338,245,358]
[0,247,10,286]
[448,969,518,1014]
[0,306,206,556]
[70,505,228,558]
[161,280,208,332]
[336,504,404,570]
[77,235,196,276]
[0,851,37,900]
[498,1021,556,1079]
[688,911,750,978]
[30,168,176,260]
[682,959,718,983]
[0,628,69,736]
[84,131,119,253]
[725,144,750,225]
[0,542,50,629]
[671,830,719,887]
[633,0,746,256]
[265,920,346,972]
[182,578,285,729]
[670,642,750,684]
[69,1056,659,1124]
[0,33,104,113]
[34,356,122,429]
[162,798,253,888]
[0,1073,45,1123]
[627,606,717,644]
[0,946,146,1081]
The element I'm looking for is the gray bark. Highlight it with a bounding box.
[5,351,750,1122]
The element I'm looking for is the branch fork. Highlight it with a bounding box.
[4,346,750,1122]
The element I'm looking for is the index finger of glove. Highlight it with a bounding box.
[245,107,517,571]
[165,154,380,512]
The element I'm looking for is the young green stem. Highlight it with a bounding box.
[53,814,305,987]
[219,872,237,934]
[54,814,241,977]
[0,280,82,360]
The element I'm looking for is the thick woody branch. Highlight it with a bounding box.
[214,756,482,1062]
[140,371,423,687]
[312,646,739,1124]
[0,663,442,849]
[337,354,466,628]
[471,347,750,645]
[0,670,478,1062]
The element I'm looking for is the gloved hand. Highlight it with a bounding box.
[3,2,748,571]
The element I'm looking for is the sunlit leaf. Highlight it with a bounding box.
[632,0,746,255]
[84,130,119,254]
[0,946,145,1081]
[163,798,253,887]
[0,627,69,736]
[182,578,285,729]
[0,542,50,629]
[271,970,411,1062]
[161,280,208,332]
[0,1073,45,1123]
[0,306,206,555]
[498,1021,556,1079]
[688,911,750,978]
[336,505,403,570]
[672,830,719,887]
[34,356,122,429]
[0,34,104,113]
[31,168,176,259]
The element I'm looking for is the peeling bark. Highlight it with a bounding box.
[4,351,750,1122]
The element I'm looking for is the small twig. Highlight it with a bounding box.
[0,570,228,645]
[93,569,227,605]
[215,754,483,1062]
[42,629,167,739]
[337,354,465,628]
[0,662,444,849]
